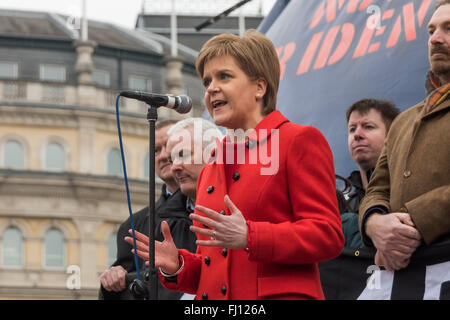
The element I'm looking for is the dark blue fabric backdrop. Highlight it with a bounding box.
[260,0,436,176]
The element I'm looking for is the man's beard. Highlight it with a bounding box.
[430,44,450,77]
[431,60,450,76]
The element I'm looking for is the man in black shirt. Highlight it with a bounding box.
[341,99,399,247]
[99,119,196,300]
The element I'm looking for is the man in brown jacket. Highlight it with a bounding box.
[359,0,450,271]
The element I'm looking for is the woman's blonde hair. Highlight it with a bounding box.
[196,29,280,115]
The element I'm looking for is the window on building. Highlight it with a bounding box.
[2,227,23,267]
[92,69,110,87]
[107,148,123,175]
[0,62,18,79]
[107,233,117,267]
[143,152,149,179]
[40,64,66,82]
[3,139,25,169]
[45,142,65,171]
[44,229,65,268]
[128,75,151,92]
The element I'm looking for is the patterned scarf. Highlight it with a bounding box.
[425,71,450,114]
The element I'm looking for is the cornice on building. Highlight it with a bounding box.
[0,101,151,135]
[0,169,152,221]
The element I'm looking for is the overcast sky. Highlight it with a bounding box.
[0,0,276,30]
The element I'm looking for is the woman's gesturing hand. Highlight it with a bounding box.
[124,221,180,275]
[190,195,248,249]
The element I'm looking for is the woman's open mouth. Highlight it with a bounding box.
[211,100,227,109]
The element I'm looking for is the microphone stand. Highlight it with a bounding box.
[119,91,191,299]
[147,105,158,300]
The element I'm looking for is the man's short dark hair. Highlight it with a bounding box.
[155,119,178,131]
[436,0,450,9]
[346,98,400,132]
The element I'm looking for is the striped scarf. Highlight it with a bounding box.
[426,71,450,113]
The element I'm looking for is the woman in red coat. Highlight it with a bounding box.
[127,30,344,300]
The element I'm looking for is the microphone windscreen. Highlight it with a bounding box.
[176,95,192,114]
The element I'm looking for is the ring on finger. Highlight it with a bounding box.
[211,230,216,240]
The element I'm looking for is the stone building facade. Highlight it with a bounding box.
[0,9,204,299]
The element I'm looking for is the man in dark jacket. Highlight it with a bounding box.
[341,99,399,247]
[99,119,197,300]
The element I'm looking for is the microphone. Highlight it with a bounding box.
[120,91,192,114]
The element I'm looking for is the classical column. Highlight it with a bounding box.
[74,40,98,108]
[162,56,193,119]
[73,217,102,290]
[165,56,184,96]
[77,116,96,174]
[74,40,97,85]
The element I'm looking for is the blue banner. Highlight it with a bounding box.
[263,0,436,176]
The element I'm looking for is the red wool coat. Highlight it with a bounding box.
[161,110,344,300]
